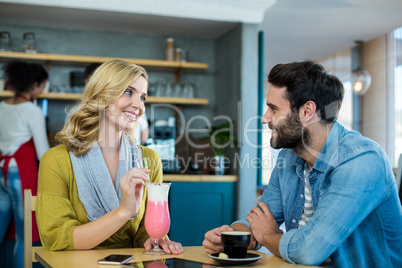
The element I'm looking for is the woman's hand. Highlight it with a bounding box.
[144,237,183,255]
[118,167,150,219]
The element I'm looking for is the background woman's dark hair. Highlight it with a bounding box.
[268,61,344,123]
[4,61,48,94]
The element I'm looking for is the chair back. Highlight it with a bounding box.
[396,154,402,202]
[396,154,402,193]
[24,189,41,268]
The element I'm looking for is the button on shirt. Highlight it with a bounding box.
[234,122,402,267]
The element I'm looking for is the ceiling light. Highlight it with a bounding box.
[352,41,371,96]
[351,67,372,95]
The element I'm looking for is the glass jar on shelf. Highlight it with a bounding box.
[0,31,11,52]
[166,38,175,61]
[22,32,38,53]
[174,48,182,62]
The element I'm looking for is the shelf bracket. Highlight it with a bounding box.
[45,60,51,72]
[174,68,183,83]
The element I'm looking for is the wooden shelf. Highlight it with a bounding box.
[0,52,209,104]
[0,91,81,100]
[0,91,209,105]
[163,174,237,182]
[0,51,208,72]
[147,96,208,105]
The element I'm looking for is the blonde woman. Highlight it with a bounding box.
[36,60,183,254]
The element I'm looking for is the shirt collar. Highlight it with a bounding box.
[292,121,346,174]
[314,121,346,172]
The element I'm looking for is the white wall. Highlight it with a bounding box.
[361,35,395,163]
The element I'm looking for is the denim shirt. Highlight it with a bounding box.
[235,122,402,267]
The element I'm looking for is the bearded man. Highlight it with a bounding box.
[203,61,402,268]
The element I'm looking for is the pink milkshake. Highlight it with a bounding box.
[145,200,170,239]
[144,182,171,254]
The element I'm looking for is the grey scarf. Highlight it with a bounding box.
[70,135,143,221]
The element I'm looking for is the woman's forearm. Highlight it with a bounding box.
[73,206,130,249]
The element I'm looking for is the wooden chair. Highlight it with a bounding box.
[24,189,42,268]
[396,154,402,202]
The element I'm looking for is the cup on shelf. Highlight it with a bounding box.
[148,82,156,96]
[58,85,70,93]
[50,85,82,94]
[165,83,173,97]
[182,83,195,98]
[72,86,84,94]
[155,81,166,97]
[50,85,58,93]
[172,83,182,97]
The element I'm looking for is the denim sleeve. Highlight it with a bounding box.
[232,165,284,250]
[279,149,388,265]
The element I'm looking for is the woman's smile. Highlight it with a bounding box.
[123,111,138,121]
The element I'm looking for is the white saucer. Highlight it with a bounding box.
[209,252,262,265]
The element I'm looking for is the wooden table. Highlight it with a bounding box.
[35,246,312,267]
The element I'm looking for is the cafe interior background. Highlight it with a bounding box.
[1,0,402,256]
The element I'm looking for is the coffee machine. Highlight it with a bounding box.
[147,126,180,173]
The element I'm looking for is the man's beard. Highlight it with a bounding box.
[269,112,311,150]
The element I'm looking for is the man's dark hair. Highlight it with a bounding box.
[84,63,102,79]
[268,61,344,123]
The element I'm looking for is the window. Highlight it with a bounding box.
[319,49,353,130]
[390,26,402,166]
[261,80,277,186]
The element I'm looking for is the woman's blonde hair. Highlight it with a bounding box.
[56,59,148,156]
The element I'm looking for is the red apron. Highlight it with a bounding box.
[0,138,40,242]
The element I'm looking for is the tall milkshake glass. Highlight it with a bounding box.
[144,182,171,254]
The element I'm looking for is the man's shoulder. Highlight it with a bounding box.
[321,124,388,172]
[320,122,384,160]
[339,128,383,156]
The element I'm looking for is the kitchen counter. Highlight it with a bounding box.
[168,177,237,245]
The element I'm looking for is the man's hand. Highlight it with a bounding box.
[246,201,283,257]
[202,225,233,254]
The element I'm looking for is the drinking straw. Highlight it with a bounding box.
[144,159,150,180]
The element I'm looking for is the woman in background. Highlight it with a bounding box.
[0,61,49,268]
[36,60,182,254]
